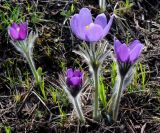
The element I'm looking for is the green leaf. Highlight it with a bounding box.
[39,77,47,100]
[37,67,42,76]
[70,4,75,13]
[98,76,107,110]
[5,126,11,133]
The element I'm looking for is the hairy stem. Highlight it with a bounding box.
[99,0,106,11]
[90,43,100,120]
[17,53,40,113]
[25,53,40,85]
[73,97,85,123]
[93,68,100,120]
[112,76,124,121]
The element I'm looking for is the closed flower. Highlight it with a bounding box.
[66,68,83,97]
[8,22,28,41]
[114,38,144,77]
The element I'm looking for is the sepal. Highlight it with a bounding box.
[73,40,111,73]
[113,63,135,94]
[10,31,38,57]
[59,73,88,98]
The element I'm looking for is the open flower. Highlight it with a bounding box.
[70,8,114,42]
[66,68,83,97]
[114,38,144,76]
[8,22,28,41]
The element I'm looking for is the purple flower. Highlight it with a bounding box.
[114,38,144,64]
[66,68,83,97]
[114,38,144,76]
[8,22,28,41]
[70,8,114,42]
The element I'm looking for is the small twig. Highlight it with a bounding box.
[85,116,100,124]
[17,85,34,114]
[31,91,52,120]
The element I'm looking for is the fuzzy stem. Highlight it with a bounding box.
[99,0,106,11]
[93,68,99,120]
[90,43,100,120]
[73,97,85,123]
[112,76,124,121]
[17,53,40,114]
[25,53,40,85]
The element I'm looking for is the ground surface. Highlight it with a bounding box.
[0,0,160,133]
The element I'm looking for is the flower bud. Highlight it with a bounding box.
[66,68,83,97]
[114,38,144,77]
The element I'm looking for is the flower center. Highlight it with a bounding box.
[85,25,90,30]
[16,27,20,32]
[85,23,94,30]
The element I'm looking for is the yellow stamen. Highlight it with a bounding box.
[85,25,89,30]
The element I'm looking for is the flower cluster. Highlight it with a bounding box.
[7,7,144,123]
[69,8,144,121]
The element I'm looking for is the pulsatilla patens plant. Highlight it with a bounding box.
[60,68,86,123]
[70,7,114,120]
[108,38,144,121]
[8,22,41,85]
[8,22,49,113]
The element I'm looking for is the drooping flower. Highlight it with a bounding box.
[66,68,83,97]
[114,38,144,77]
[8,22,28,41]
[70,8,114,42]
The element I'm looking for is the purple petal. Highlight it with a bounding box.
[69,77,81,86]
[70,14,79,35]
[117,44,129,62]
[129,40,141,50]
[85,23,103,42]
[74,69,82,77]
[114,37,122,57]
[94,13,107,29]
[79,8,93,26]
[11,22,19,29]
[67,68,74,78]
[8,27,19,40]
[19,22,28,40]
[70,14,86,40]
[103,14,114,37]
[77,26,87,40]
[129,43,144,63]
